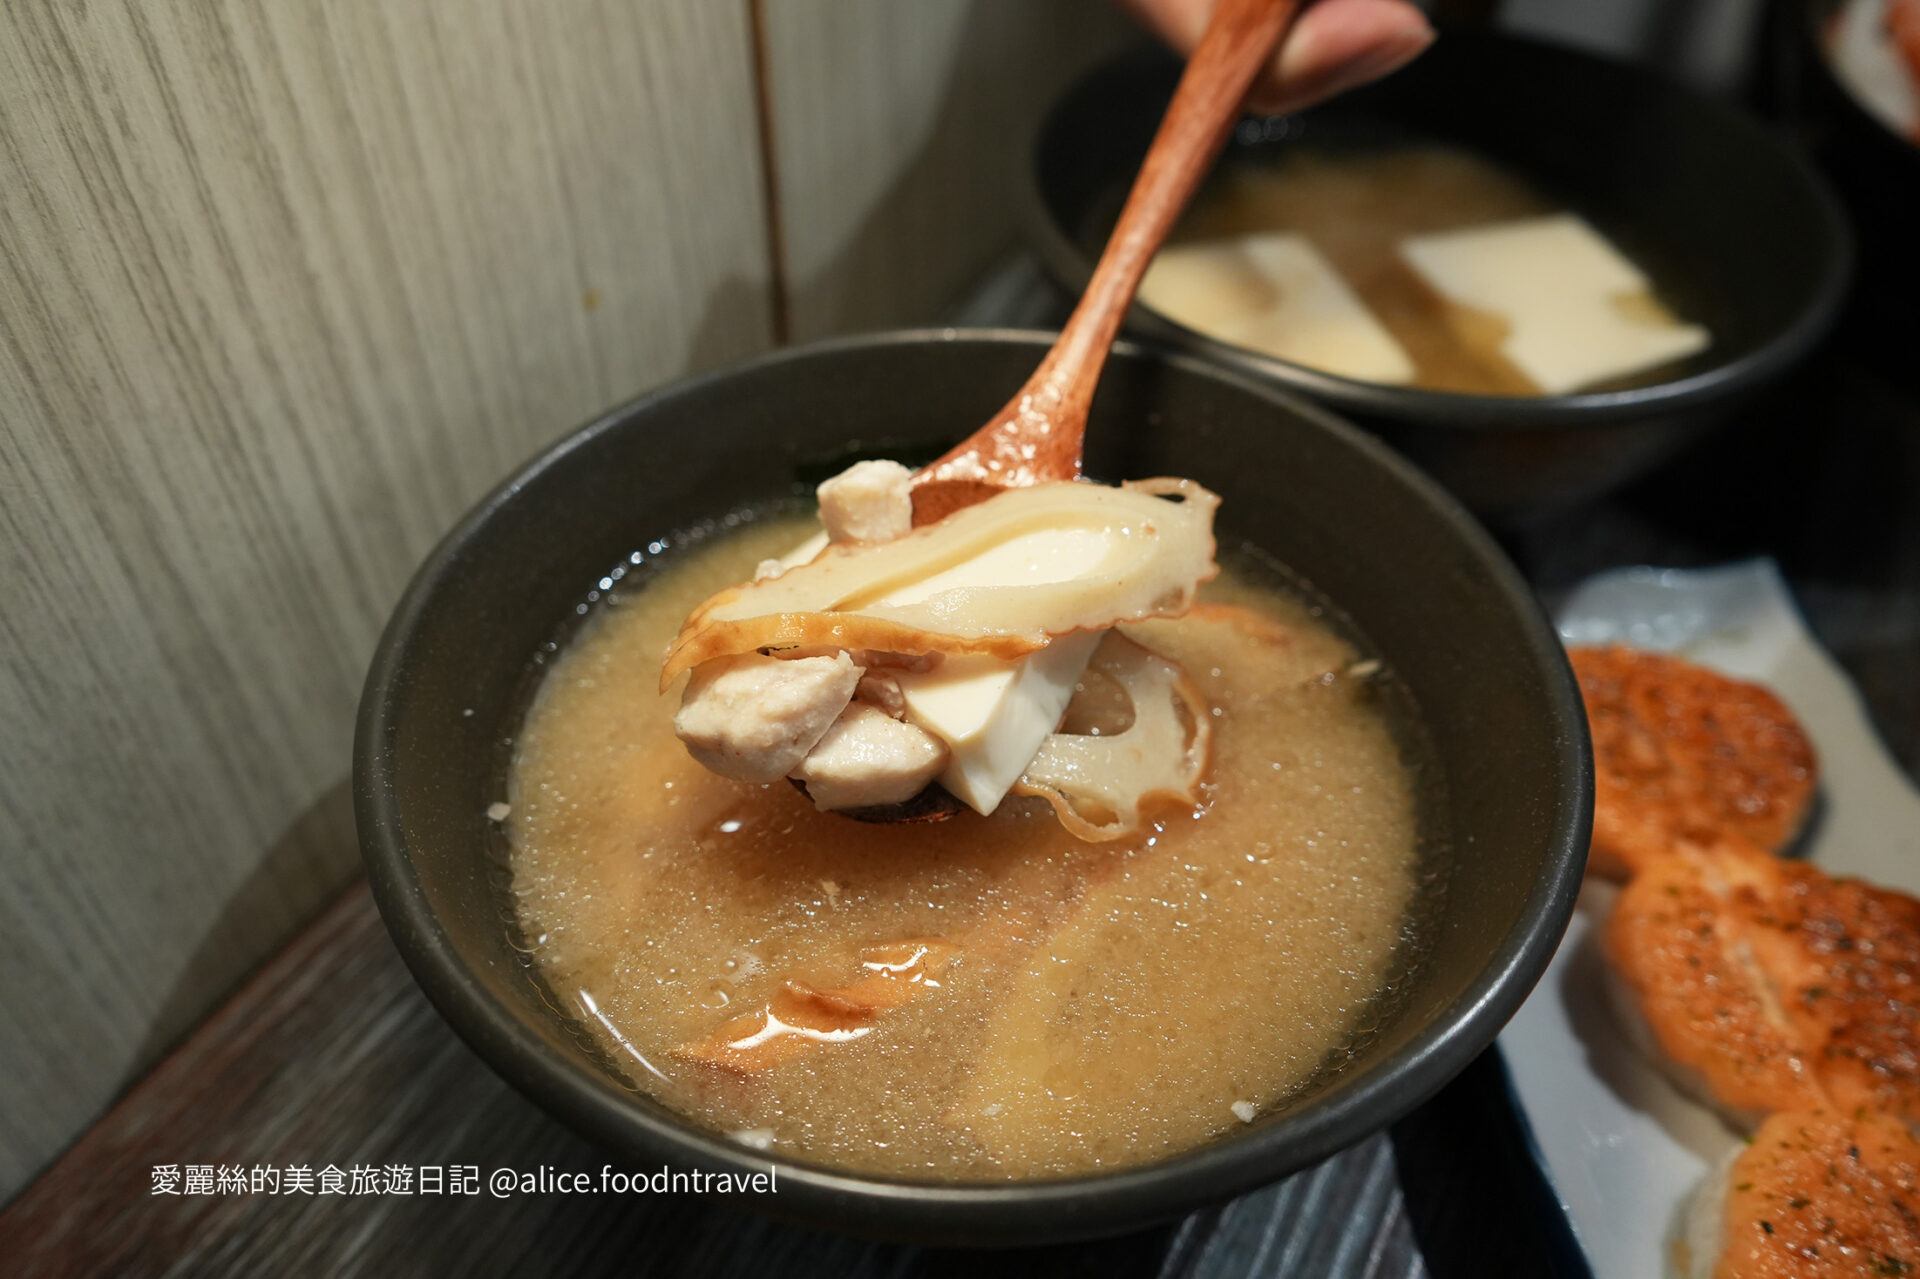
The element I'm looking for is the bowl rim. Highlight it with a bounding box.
[354,328,1593,1243]
[1023,26,1855,429]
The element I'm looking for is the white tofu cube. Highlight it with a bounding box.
[1139,232,1416,384]
[1399,213,1710,395]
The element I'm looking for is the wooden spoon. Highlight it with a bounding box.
[911,0,1303,527]
[833,0,1300,824]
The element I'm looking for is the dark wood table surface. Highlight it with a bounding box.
[4,259,1913,1279]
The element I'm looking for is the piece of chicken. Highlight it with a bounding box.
[1605,842,1920,1127]
[672,651,861,782]
[816,459,913,544]
[791,703,949,811]
[1569,646,1818,880]
[1683,1108,1920,1278]
[675,458,936,807]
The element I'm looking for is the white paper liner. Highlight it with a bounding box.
[1501,559,1920,1278]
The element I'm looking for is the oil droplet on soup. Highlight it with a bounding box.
[507,514,1435,1178]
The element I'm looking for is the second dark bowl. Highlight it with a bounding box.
[1028,29,1853,521]
[355,331,1591,1245]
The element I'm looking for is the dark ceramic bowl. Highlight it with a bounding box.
[355,331,1591,1245]
[1028,28,1853,521]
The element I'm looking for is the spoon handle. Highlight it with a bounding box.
[1045,0,1301,424]
[914,0,1300,518]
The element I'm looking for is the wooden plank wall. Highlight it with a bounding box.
[0,0,1134,1202]
[758,0,1130,339]
[0,0,774,1200]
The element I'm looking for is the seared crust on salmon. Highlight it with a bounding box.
[1606,845,1920,1126]
[1605,844,1829,1123]
[1570,646,1818,880]
[1685,1109,1920,1279]
[1748,864,1920,1122]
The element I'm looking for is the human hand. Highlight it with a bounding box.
[1114,0,1435,115]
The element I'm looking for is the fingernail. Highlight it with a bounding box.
[1316,22,1435,99]
[1263,21,1435,116]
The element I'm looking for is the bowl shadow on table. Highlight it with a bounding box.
[1542,913,1738,1275]
[130,779,363,1072]
[1556,906,1736,1168]
[1388,1050,1593,1279]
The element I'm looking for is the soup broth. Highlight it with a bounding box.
[506,514,1438,1179]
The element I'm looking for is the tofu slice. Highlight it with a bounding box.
[1399,213,1709,394]
[1139,232,1416,384]
[891,631,1103,816]
[873,526,1114,605]
[864,522,1114,816]
[779,528,829,569]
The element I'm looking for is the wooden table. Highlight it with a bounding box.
[1,869,1586,1278]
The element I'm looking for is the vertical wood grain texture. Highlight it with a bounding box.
[759,0,1133,340]
[0,0,772,1201]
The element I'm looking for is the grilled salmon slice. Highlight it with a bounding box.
[1683,1108,1920,1278]
[1743,863,1920,1123]
[1569,646,1818,880]
[1606,844,1920,1126]
[1605,843,1830,1124]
